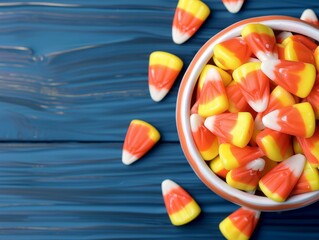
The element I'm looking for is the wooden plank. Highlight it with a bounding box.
[0,142,317,239]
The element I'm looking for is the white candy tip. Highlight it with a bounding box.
[223,1,244,14]
[190,114,204,132]
[161,179,178,195]
[248,96,269,113]
[246,158,265,171]
[149,85,169,102]
[283,154,306,177]
[262,109,281,132]
[204,116,216,132]
[122,150,139,165]
[172,27,190,44]
[261,59,280,81]
[206,68,222,82]
[300,9,318,22]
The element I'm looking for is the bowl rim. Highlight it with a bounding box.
[176,15,319,211]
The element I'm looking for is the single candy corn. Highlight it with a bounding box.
[300,9,319,26]
[148,51,183,102]
[190,114,219,160]
[283,38,315,64]
[261,59,316,98]
[297,126,319,167]
[219,207,260,240]
[284,34,318,52]
[209,155,229,179]
[291,161,319,195]
[233,62,270,112]
[222,0,245,14]
[198,67,229,117]
[259,154,306,202]
[196,64,232,98]
[219,143,264,170]
[262,102,315,138]
[161,179,201,226]
[122,120,160,165]
[204,112,254,148]
[256,128,293,162]
[213,37,252,70]
[226,158,265,191]
[276,31,293,43]
[241,23,278,61]
[304,74,319,119]
[172,0,210,44]
[225,81,253,113]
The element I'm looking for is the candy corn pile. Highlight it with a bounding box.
[121,1,319,239]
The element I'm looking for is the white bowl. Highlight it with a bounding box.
[176,16,319,211]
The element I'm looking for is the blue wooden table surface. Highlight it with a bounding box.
[0,0,318,239]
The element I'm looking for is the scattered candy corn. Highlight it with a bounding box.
[259,154,306,202]
[219,143,264,170]
[297,126,319,167]
[148,51,183,102]
[300,9,319,26]
[122,120,160,165]
[209,155,229,178]
[222,0,245,14]
[291,161,319,195]
[161,179,201,226]
[197,67,229,117]
[256,128,293,162]
[219,207,260,240]
[241,23,278,61]
[226,158,265,191]
[261,59,316,98]
[262,102,315,138]
[204,112,254,148]
[233,62,270,112]
[190,114,219,160]
[172,0,210,44]
[213,37,252,70]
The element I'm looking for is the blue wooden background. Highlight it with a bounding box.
[0,0,318,239]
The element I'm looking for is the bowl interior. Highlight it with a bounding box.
[176,16,319,211]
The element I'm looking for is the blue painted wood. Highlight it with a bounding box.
[0,1,317,239]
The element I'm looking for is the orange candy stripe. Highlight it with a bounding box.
[226,81,252,113]
[228,208,259,236]
[149,65,180,90]
[163,186,193,215]
[173,8,204,39]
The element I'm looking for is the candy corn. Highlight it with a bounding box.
[222,0,245,14]
[300,9,319,26]
[233,62,270,112]
[284,34,318,52]
[283,38,315,64]
[161,179,201,226]
[241,23,278,61]
[256,128,293,162]
[190,114,219,160]
[204,112,254,148]
[296,126,319,167]
[315,46,319,71]
[259,154,306,202]
[148,51,183,102]
[261,59,316,98]
[213,37,252,70]
[219,207,260,240]
[262,102,315,138]
[196,64,232,98]
[226,158,265,191]
[225,81,253,113]
[304,74,319,119]
[291,161,319,195]
[219,143,264,170]
[198,67,229,117]
[209,155,229,179]
[172,0,210,44]
[122,120,160,165]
